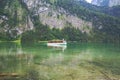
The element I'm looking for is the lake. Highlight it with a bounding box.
[0,42,120,80]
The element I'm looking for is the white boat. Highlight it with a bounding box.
[47,39,67,46]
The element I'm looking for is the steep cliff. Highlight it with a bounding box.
[23,0,92,33]
[22,0,120,43]
[0,0,33,40]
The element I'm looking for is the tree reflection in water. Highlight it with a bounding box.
[0,42,39,80]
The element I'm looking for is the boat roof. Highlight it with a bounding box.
[48,39,66,43]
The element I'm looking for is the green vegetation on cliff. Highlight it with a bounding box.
[0,0,120,43]
[0,0,28,41]
[43,0,120,43]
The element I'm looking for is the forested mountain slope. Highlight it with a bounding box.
[42,0,120,42]
[0,0,120,43]
[0,0,33,40]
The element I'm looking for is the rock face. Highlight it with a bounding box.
[0,0,93,40]
[0,0,33,39]
[91,0,120,7]
[23,0,93,34]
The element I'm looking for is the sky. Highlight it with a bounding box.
[86,0,92,3]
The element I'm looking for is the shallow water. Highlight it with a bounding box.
[0,42,120,80]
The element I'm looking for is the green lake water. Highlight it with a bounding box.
[0,42,120,80]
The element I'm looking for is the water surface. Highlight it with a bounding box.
[0,42,120,80]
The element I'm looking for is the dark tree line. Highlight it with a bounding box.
[21,22,88,43]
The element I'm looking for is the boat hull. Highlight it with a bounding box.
[47,42,67,46]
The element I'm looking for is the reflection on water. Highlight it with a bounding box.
[47,44,67,52]
[0,42,38,80]
[0,42,22,55]
[0,42,120,80]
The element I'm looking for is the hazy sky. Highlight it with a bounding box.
[86,0,92,3]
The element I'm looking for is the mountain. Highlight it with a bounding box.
[0,0,120,43]
[91,0,120,7]
[72,1,120,18]
[0,0,33,40]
